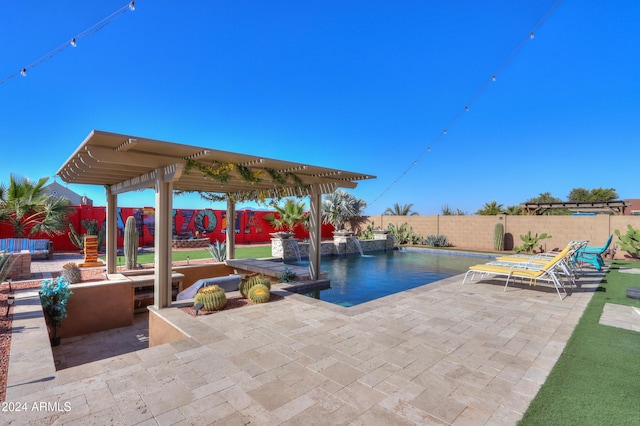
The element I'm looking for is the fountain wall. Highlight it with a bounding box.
[271,233,395,261]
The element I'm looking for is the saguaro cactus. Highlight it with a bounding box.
[124,216,139,269]
[494,222,504,251]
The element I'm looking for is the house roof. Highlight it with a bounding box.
[43,181,92,205]
[57,130,375,198]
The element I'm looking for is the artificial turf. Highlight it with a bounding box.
[115,245,274,265]
[519,261,640,425]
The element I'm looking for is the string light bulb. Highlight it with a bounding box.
[465,106,470,111]
[529,32,535,39]
[491,75,496,82]
[443,129,447,135]
[1,1,136,86]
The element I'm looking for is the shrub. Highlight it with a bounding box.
[513,231,552,254]
[615,225,640,258]
[387,223,423,246]
[40,276,73,342]
[359,224,375,240]
[60,262,82,284]
[278,267,297,283]
[425,235,451,247]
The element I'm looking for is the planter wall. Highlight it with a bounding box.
[172,238,211,249]
[58,280,134,338]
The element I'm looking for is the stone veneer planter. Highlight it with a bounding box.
[172,238,211,249]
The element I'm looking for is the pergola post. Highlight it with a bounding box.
[308,188,322,281]
[154,168,173,309]
[105,189,118,274]
[226,197,236,260]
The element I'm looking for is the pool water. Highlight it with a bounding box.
[286,249,494,307]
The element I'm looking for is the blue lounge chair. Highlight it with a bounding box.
[575,235,612,271]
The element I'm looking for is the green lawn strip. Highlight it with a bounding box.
[519,261,640,425]
[128,245,273,265]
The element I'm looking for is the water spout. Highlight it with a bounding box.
[287,239,302,262]
[350,236,364,256]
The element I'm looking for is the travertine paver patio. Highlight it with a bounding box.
[5,266,606,425]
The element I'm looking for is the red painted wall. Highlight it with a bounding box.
[0,205,334,252]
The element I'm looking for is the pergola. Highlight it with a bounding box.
[521,201,628,215]
[57,130,375,308]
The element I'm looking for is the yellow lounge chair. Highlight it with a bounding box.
[462,248,570,300]
[488,241,587,287]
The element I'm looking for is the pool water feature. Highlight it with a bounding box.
[286,249,494,307]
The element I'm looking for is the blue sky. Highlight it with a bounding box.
[1,1,638,215]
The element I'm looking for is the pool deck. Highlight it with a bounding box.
[5,254,609,425]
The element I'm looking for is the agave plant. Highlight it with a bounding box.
[208,240,227,262]
[0,250,19,284]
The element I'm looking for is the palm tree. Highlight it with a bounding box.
[441,204,466,216]
[263,199,308,233]
[475,201,504,216]
[322,190,367,232]
[0,174,72,237]
[504,205,523,215]
[383,203,419,216]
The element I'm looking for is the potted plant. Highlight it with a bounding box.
[321,190,367,235]
[264,199,308,238]
[40,276,73,346]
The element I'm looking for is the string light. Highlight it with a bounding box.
[0,2,135,86]
[370,0,563,207]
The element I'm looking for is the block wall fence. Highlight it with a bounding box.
[366,214,640,259]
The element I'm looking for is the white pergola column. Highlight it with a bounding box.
[308,189,323,280]
[226,197,236,260]
[154,169,174,309]
[105,188,118,274]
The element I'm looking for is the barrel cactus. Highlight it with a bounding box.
[494,222,504,251]
[60,262,82,284]
[194,285,227,311]
[124,216,139,269]
[239,274,271,299]
[248,284,271,304]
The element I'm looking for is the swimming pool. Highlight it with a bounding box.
[286,249,495,307]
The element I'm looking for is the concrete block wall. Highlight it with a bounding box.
[366,215,640,259]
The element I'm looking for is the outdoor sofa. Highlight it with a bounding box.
[0,238,54,259]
